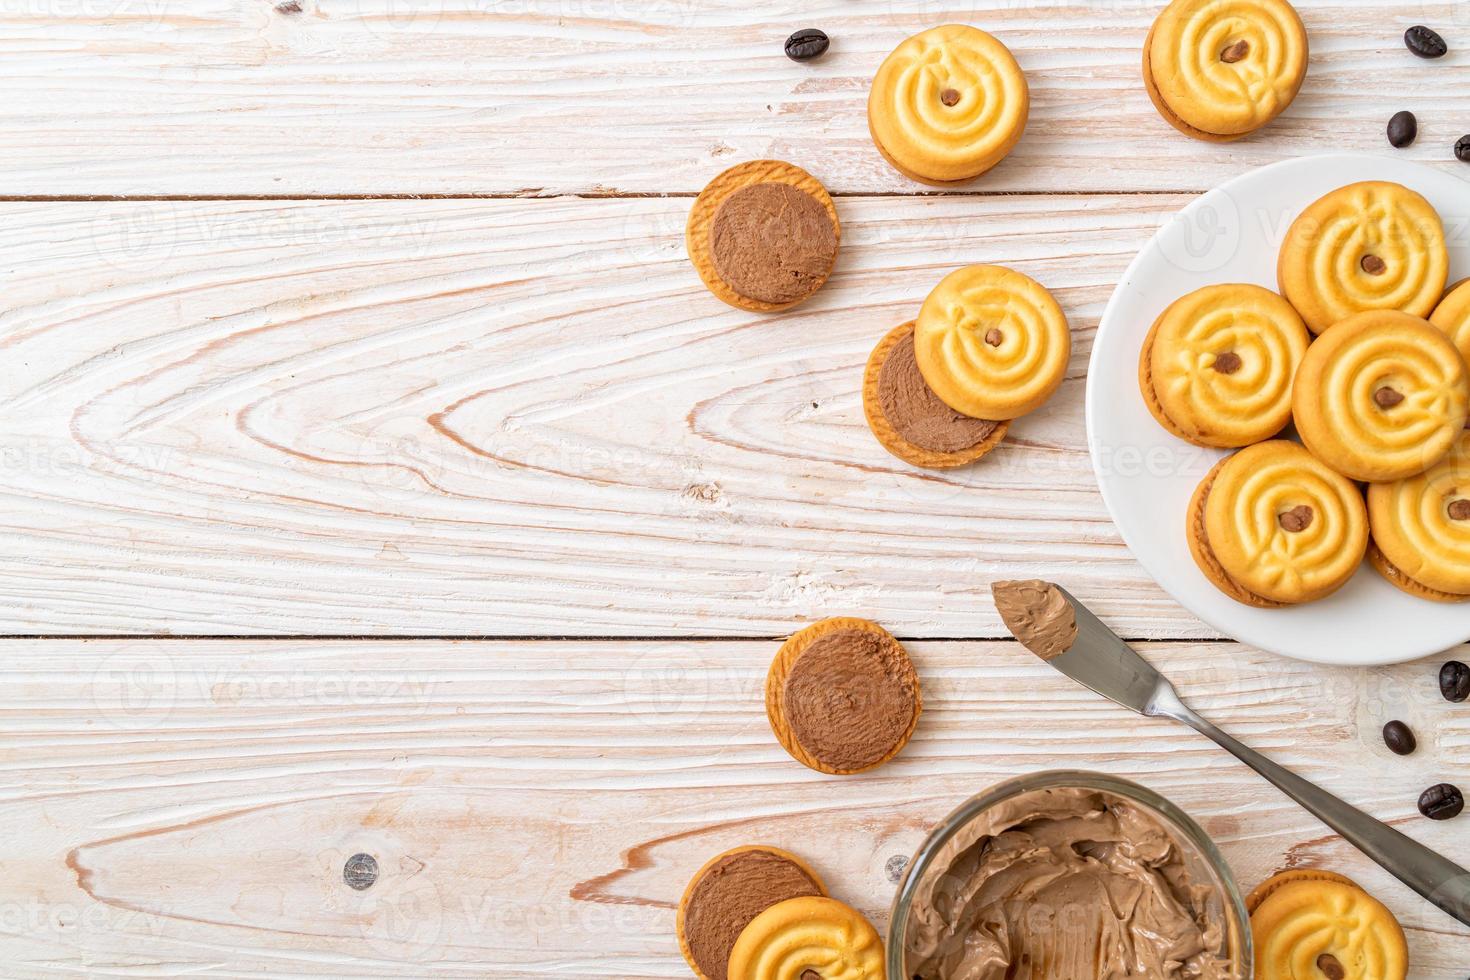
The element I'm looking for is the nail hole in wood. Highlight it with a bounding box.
[885,854,909,882]
[344,852,379,890]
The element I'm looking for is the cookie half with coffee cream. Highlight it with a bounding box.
[1187,441,1368,607]
[686,160,839,313]
[676,845,826,980]
[862,321,1010,469]
[1139,284,1309,448]
[1368,430,1470,603]
[765,617,921,776]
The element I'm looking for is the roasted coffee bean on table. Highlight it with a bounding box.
[1387,111,1417,148]
[1419,783,1465,821]
[1382,720,1417,756]
[784,28,830,62]
[1457,135,1470,163]
[1441,660,1470,702]
[1405,25,1449,59]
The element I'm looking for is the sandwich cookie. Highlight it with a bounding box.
[1247,869,1408,980]
[687,160,840,313]
[727,896,884,980]
[1140,283,1310,447]
[862,321,1010,469]
[1293,310,1470,482]
[1368,430,1470,603]
[677,845,827,980]
[1188,440,1368,607]
[1430,277,1470,365]
[913,264,1071,420]
[868,25,1028,185]
[1144,0,1308,141]
[1278,181,1448,334]
[766,618,921,776]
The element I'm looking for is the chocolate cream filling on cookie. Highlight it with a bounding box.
[879,331,1000,452]
[684,850,823,980]
[709,182,838,305]
[780,628,919,773]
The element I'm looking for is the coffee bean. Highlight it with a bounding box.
[1449,498,1470,521]
[1383,720,1417,756]
[784,28,829,62]
[940,88,961,107]
[1388,111,1418,148]
[1441,660,1470,702]
[1316,954,1346,980]
[1457,135,1470,163]
[1212,351,1242,374]
[1419,783,1465,820]
[1361,254,1387,275]
[1405,26,1449,59]
[1374,386,1405,408]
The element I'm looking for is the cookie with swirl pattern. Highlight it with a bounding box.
[1144,0,1308,141]
[1188,440,1367,606]
[913,265,1071,421]
[1278,181,1448,335]
[1430,277,1470,366]
[1293,310,1469,482]
[1140,283,1310,447]
[726,896,884,980]
[1368,430,1470,603]
[1248,870,1407,980]
[868,25,1028,185]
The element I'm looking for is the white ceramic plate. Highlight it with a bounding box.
[1088,153,1470,666]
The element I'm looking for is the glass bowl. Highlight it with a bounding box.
[887,769,1252,978]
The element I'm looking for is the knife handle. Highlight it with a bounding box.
[1170,702,1470,927]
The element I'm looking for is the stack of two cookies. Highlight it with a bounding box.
[676,845,882,980]
[1142,180,1470,608]
[862,265,1072,469]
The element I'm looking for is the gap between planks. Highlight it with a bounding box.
[0,189,1207,203]
[0,634,1221,643]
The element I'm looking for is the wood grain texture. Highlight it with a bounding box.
[1,1,1467,196]
[3,638,1467,977]
[0,192,1233,637]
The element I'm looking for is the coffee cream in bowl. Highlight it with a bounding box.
[890,771,1248,979]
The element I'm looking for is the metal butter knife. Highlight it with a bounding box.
[995,580,1470,928]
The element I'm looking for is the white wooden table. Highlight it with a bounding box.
[3,2,1469,976]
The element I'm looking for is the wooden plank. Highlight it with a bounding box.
[0,193,1233,637]
[2,638,1466,976]
[0,1,1465,196]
